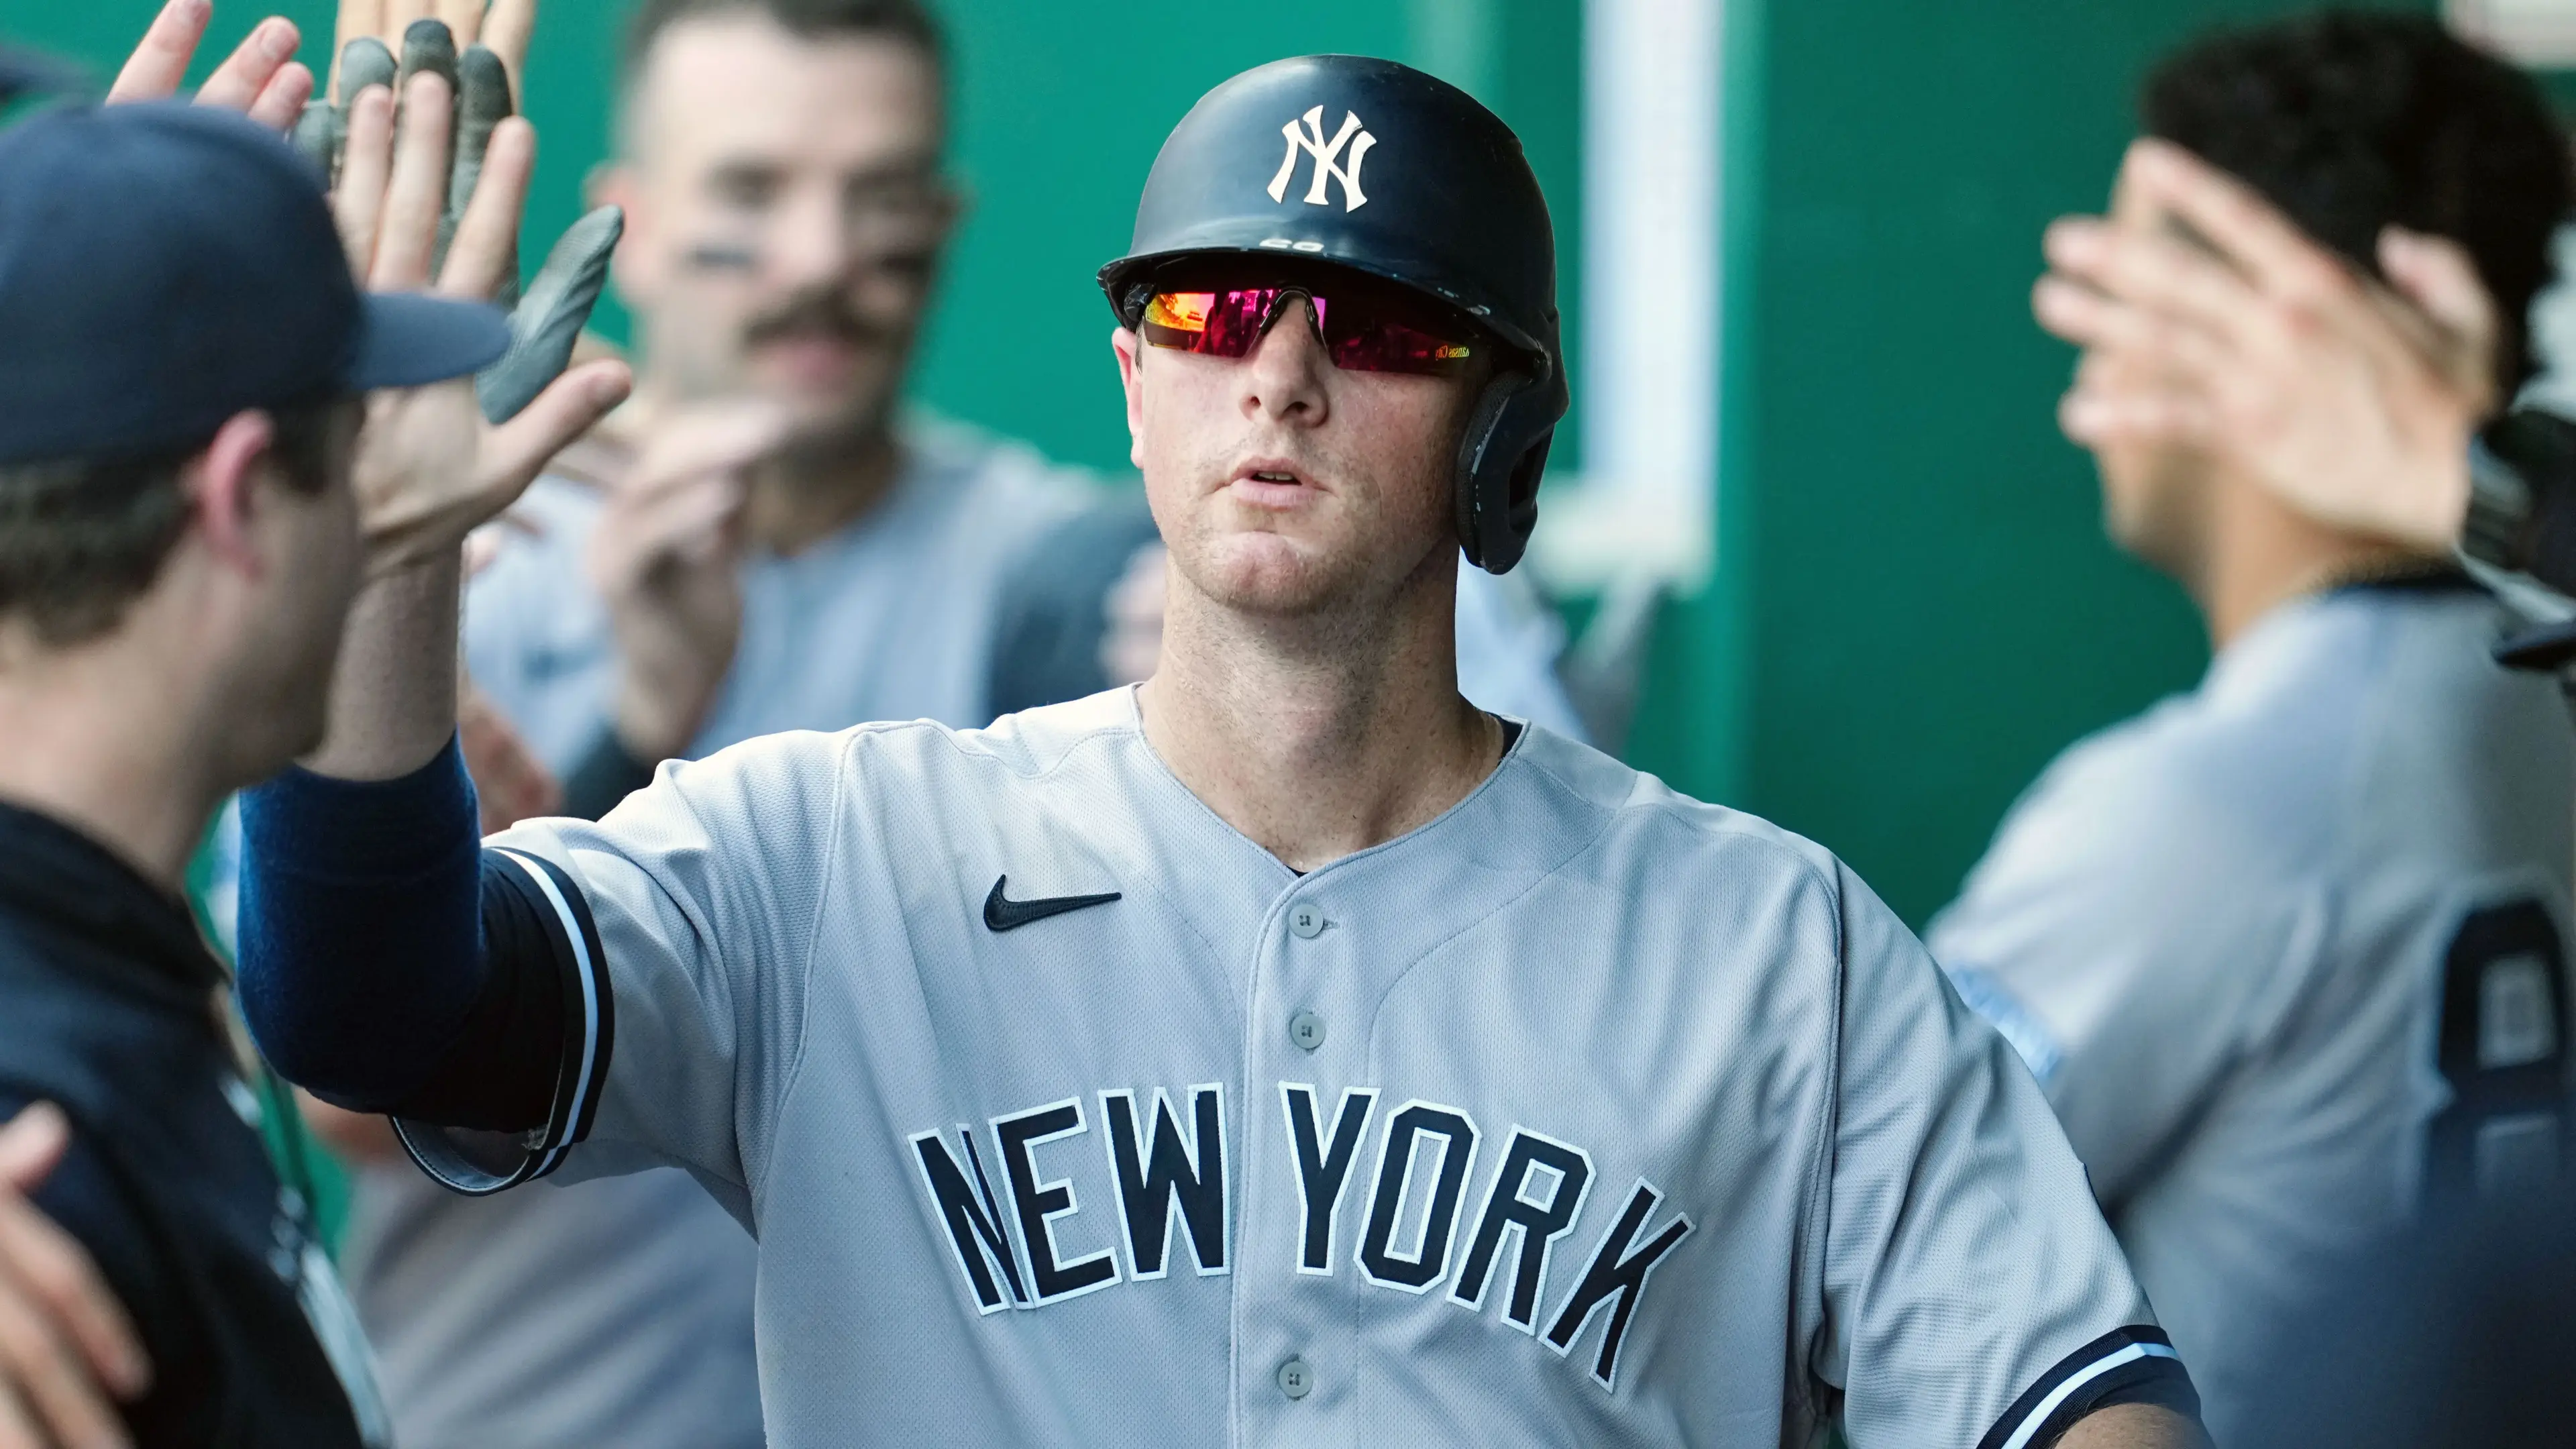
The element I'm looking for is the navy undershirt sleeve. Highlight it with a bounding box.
[237,737,566,1132]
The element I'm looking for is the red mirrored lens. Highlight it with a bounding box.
[1138,286,1476,376]
[1324,311,1477,375]
[1140,290,1276,358]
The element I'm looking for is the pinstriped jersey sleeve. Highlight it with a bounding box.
[407,730,850,1220]
[1813,860,2196,1446]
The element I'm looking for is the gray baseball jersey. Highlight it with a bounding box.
[409,688,2178,1446]
[351,412,1597,1449]
[1928,581,2575,1443]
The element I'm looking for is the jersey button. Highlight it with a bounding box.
[1288,1010,1327,1051]
[1288,904,1326,938]
[1275,1356,1314,1400]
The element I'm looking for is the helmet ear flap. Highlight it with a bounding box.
[1454,372,1559,574]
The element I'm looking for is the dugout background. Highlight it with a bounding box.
[0,0,2445,926]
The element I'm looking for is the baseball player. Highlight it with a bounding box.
[1934,15,2576,1444]
[239,56,2204,1446]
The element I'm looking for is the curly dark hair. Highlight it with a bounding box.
[2143,10,2572,388]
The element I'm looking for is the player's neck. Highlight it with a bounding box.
[1139,561,1501,874]
[2195,474,2440,649]
[623,378,904,555]
[0,633,226,890]
[743,425,904,555]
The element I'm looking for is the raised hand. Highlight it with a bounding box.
[2034,138,2483,551]
[339,66,629,574]
[329,0,534,109]
[585,402,794,761]
[106,0,313,129]
[0,1105,150,1449]
[294,0,618,426]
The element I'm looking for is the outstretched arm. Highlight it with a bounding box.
[238,22,625,1155]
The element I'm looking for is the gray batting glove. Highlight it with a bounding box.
[293,21,621,425]
[479,205,623,424]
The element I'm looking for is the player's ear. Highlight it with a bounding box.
[1112,326,1146,470]
[183,409,281,578]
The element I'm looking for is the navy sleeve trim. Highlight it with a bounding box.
[1976,1325,2198,1449]
[394,847,615,1195]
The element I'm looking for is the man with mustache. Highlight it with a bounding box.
[463,0,1081,799]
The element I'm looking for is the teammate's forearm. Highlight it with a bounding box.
[302,552,466,782]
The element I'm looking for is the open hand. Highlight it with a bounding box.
[586,402,794,761]
[327,0,534,109]
[107,0,313,129]
[337,66,629,574]
[2033,138,2485,551]
[295,0,621,427]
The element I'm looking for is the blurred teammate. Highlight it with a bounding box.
[2032,47,2576,629]
[1930,14,2575,1442]
[467,0,1084,788]
[0,7,624,1440]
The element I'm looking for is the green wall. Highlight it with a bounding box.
[1641,0,2434,925]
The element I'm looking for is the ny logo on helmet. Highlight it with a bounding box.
[1267,106,1375,212]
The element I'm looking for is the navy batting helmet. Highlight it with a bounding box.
[1099,54,1566,574]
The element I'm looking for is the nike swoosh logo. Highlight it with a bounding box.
[983,875,1122,932]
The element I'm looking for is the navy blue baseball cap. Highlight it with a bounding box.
[0,101,510,466]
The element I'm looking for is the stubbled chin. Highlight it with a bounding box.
[1187,531,1351,615]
